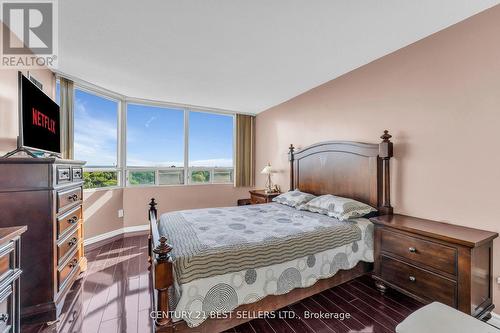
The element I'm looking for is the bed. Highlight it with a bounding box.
[148,131,394,333]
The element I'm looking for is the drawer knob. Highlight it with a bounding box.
[68,216,78,224]
[69,258,78,268]
[408,247,416,253]
[409,275,416,282]
[68,237,78,247]
[0,313,8,323]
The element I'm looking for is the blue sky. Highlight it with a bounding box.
[74,89,118,166]
[67,85,233,167]
[188,111,233,167]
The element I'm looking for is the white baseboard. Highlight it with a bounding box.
[489,312,500,329]
[84,224,149,246]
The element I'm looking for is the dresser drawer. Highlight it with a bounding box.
[72,167,83,182]
[0,285,13,333]
[380,255,456,306]
[57,227,80,264]
[57,187,82,213]
[250,195,266,204]
[57,167,71,184]
[0,241,14,279]
[380,229,457,275]
[57,206,82,238]
[58,252,80,291]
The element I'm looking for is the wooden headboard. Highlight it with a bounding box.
[288,131,393,215]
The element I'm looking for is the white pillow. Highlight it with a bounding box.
[300,194,377,221]
[272,189,316,208]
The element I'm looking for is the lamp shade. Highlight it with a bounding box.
[261,164,272,174]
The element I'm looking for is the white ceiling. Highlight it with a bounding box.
[58,0,500,114]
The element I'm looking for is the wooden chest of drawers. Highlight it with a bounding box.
[0,227,26,333]
[0,158,86,325]
[371,214,498,320]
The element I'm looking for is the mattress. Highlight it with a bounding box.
[158,203,374,327]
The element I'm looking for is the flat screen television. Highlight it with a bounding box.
[18,72,61,155]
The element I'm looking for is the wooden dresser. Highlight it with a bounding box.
[0,226,27,333]
[249,190,280,204]
[0,158,86,324]
[371,214,498,320]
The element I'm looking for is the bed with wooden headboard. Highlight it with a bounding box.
[147,131,393,333]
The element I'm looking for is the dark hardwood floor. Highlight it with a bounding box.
[23,235,424,333]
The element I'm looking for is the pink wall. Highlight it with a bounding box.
[84,188,124,237]
[256,5,500,309]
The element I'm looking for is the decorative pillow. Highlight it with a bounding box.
[272,189,316,208]
[300,194,377,221]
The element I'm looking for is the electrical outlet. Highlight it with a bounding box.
[497,276,500,285]
[118,209,124,218]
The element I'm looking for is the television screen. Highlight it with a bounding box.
[20,73,61,154]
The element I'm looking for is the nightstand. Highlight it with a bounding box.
[370,214,498,320]
[249,190,280,204]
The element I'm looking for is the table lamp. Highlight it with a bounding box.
[261,163,274,193]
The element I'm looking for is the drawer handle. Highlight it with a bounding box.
[68,216,78,224]
[68,258,78,268]
[408,247,416,253]
[0,313,8,323]
[68,237,78,247]
[409,275,416,282]
[68,194,78,201]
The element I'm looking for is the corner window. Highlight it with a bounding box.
[72,87,235,189]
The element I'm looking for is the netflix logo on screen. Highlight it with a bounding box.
[32,108,56,134]
[20,74,61,154]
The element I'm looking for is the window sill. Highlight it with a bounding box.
[84,183,236,192]
[125,183,235,189]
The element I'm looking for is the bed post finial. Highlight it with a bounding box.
[289,144,295,191]
[381,130,392,142]
[149,198,157,221]
[153,236,172,259]
[379,131,393,215]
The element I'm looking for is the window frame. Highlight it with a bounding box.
[73,83,123,190]
[123,101,235,187]
[60,76,239,190]
[185,109,235,186]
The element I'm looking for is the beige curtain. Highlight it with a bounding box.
[59,77,74,159]
[235,114,255,187]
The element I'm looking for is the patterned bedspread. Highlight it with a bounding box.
[158,203,362,284]
[158,203,374,328]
